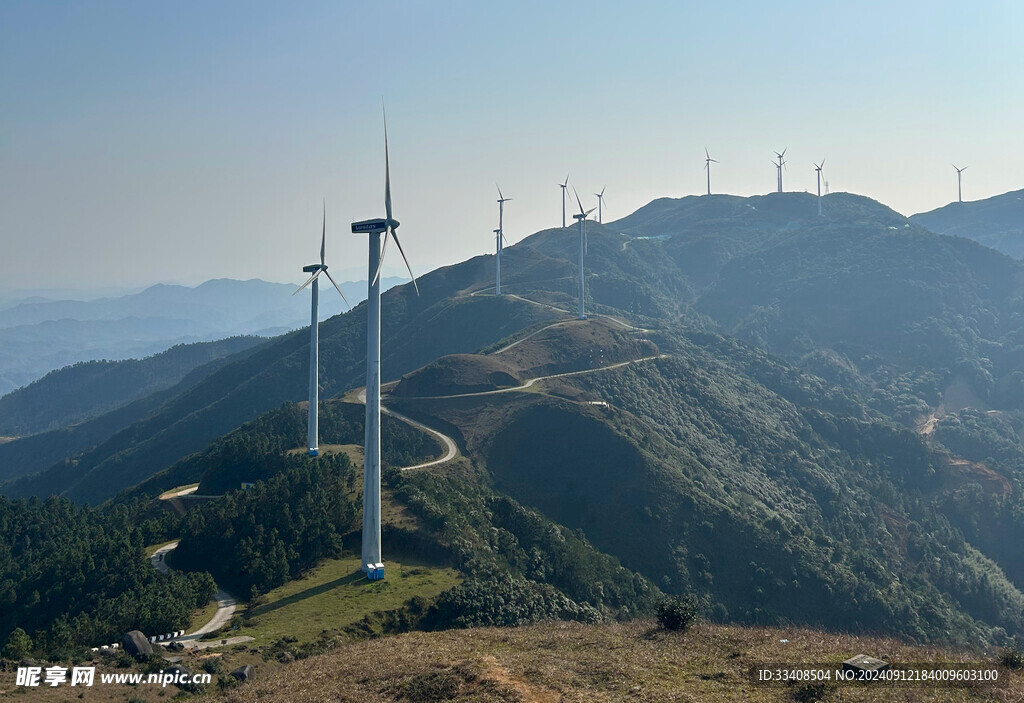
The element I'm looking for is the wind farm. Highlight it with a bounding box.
[6,3,1024,699]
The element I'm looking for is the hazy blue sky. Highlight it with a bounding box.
[2,1,1022,293]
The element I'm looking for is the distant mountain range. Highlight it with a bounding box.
[912,188,1024,258]
[0,276,403,396]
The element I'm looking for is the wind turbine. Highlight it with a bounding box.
[496,185,512,295]
[704,148,719,195]
[293,201,350,457]
[559,174,570,228]
[593,186,606,224]
[953,164,968,203]
[774,149,787,192]
[814,160,825,216]
[350,107,419,582]
[572,188,596,320]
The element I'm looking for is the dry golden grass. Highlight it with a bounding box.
[201,620,1023,702]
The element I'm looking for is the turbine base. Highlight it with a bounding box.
[363,562,386,581]
[308,448,319,457]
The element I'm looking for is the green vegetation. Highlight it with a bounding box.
[172,453,358,595]
[657,594,699,631]
[0,495,214,658]
[235,555,460,644]
[0,336,264,438]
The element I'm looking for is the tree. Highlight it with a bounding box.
[3,627,33,659]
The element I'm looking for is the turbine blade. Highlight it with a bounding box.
[383,103,392,222]
[573,186,585,215]
[600,185,606,197]
[502,232,510,247]
[705,147,710,159]
[323,269,351,310]
[563,173,569,187]
[293,270,321,295]
[371,229,391,287]
[320,199,326,266]
[585,206,596,216]
[390,229,419,296]
[496,184,504,201]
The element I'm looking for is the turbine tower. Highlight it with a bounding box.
[496,185,512,295]
[293,201,350,457]
[593,186,606,224]
[814,160,825,216]
[572,188,596,320]
[559,174,569,228]
[704,148,719,195]
[350,108,419,582]
[953,164,968,203]
[774,148,787,193]
[493,227,508,294]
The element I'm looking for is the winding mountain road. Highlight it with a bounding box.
[149,540,239,647]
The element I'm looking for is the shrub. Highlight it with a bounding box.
[999,641,1024,670]
[657,594,698,632]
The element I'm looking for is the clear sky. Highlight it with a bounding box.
[2,1,1022,293]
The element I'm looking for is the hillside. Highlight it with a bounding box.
[1,278,561,503]
[199,620,1023,703]
[6,192,1023,505]
[912,189,1024,259]
[0,335,263,437]
[0,338,268,483]
[387,323,1024,646]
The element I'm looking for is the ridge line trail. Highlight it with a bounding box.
[355,286,655,470]
[357,354,663,471]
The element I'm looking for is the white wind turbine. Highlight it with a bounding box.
[559,174,570,228]
[572,187,596,320]
[773,148,787,192]
[496,185,512,295]
[953,164,968,203]
[704,148,719,195]
[293,202,350,457]
[350,108,419,582]
[814,159,825,216]
[594,186,606,224]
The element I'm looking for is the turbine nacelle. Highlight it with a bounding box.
[352,218,388,234]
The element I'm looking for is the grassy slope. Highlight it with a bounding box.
[203,620,1023,703]
[234,555,460,644]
